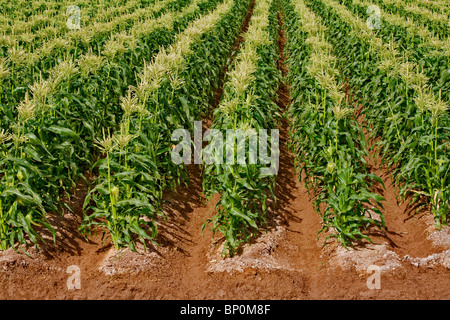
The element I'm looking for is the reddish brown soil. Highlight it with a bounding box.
[0,5,449,301]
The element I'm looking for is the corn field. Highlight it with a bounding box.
[0,0,448,259]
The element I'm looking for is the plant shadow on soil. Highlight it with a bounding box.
[27,178,98,259]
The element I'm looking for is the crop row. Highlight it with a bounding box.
[202,0,281,256]
[282,0,385,247]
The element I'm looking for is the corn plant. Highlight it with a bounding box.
[0,93,57,253]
